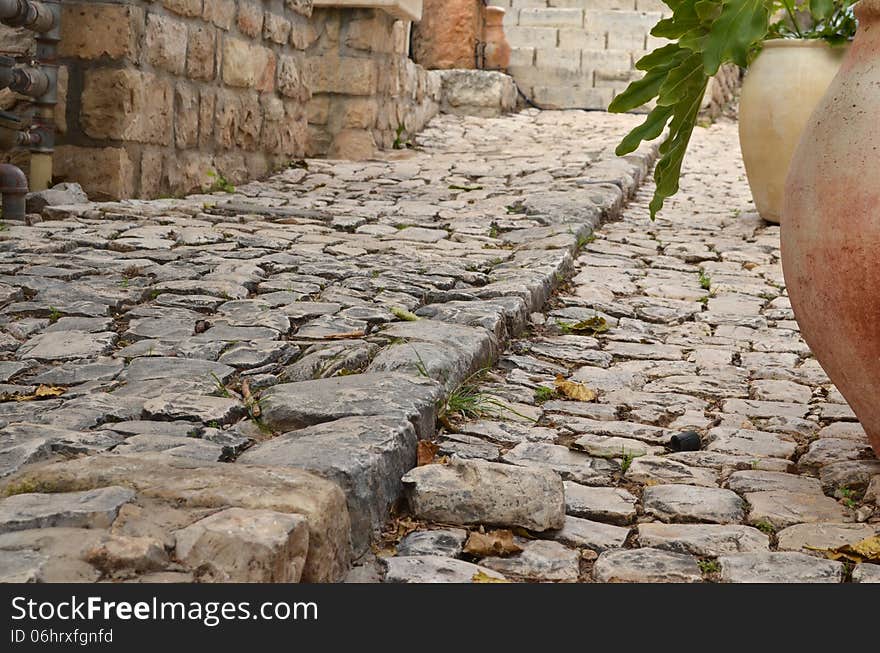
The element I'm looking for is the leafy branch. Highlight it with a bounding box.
[609,0,856,219]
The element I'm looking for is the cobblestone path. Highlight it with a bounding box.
[0,110,658,583]
[377,119,880,584]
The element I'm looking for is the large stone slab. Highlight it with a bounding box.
[174,508,309,582]
[551,515,629,552]
[624,456,718,487]
[481,540,580,582]
[402,458,565,532]
[853,564,880,583]
[563,482,637,525]
[637,523,770,556]
[718,552,844,583]
[593,548,703,583]
[706,427,797,459]
[238,416,418,555]
[746,490,849,530]
[17,331,117,361]
[0,486,134,534]
[776,522,878,554]
[368,319,498,391]
[643,484,746,524]
[383,555,507,583]
[724,470,823,494]
[260,372,443,440]
[502,442,618,486]
[1,454,351,582]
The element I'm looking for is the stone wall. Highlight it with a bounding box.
[487,0,667,110]
[487,1,740,114]
[0,0,440,200]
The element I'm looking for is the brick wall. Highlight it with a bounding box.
[0,0,440,200]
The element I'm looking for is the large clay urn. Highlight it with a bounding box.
[739,40,848,224]
[782,0,880,457]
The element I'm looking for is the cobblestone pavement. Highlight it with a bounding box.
[0,110,660,583]
[375,119,880,584]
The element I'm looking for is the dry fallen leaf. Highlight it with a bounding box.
[811,535,880,563]
[554,375,597,402]
[464,530,523,557]
[471,571,510,584]
[417,441,439,466]
[241,379,261,418]
[2,385,67,403]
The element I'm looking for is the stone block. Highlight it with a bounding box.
[145,13,188,76]
[187,24,217,81]
[222,37,276,92]
[162,0,203,18]
[306,55,378,96]
[54,146,135,201]
[290,13,320,49]
[203,0,236,29]
[59,3,142,60]
[519,7,583,27]
[80,69,173,146]
[174,84,199,149]
[237,2,264,37]
[199,88,216,147]
[139,148,164,199]
[264,13,292,44]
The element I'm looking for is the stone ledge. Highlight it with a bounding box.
[312,0,423,20]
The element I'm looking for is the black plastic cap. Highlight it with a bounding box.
[669,431,702,452]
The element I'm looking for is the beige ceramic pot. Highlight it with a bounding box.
[782,0,880,457]
[739,39,848,224]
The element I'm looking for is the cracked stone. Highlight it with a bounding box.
[502,442,619,486]
[383,556,506,583]
[481,540,580,582]
[402,458,564,532]
[637,523,769,556]
[746,491,849,529]
[643,484,746,524]
[17,331,117,361]
[719,552,843,583]
[396,529,468,558]
[593,548,703,583]
[0,486,135,534]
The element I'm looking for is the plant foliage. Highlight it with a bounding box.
[609,0,857,219]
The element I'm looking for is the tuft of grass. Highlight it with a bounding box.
[837,487,859,509]
[210,372,231,398]
[699,559,721,575]
[534,386,557,404]
[206,170,235,194]
[754,520,776,535]
[393,124,411,150]
[47,306,62,324]
[439,369,536,425]
[619,451,635,474]
[699,270,711,291]
[488,222,500,238]
[576,233,597,250]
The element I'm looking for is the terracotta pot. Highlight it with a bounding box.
[782,0,880,457]
[739,39,848,224]
[482,6,511,70]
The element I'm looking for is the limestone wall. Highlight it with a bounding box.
[487,1,740,113]
[0,0,440,200]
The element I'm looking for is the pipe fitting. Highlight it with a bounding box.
[0,0,57,33]
[0,162,28,220]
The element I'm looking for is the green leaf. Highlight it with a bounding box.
[615,105,675,155]
[809,0,834,20]
[695,0,723,22]
[657,51,707,106]
[634,43,687,71]
[702,0,770,73]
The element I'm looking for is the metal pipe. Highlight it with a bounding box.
[29,0,58,191]
[0,56,50,97]
[0,162,28,220]
[0,0,56,33]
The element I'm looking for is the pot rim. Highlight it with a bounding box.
[762,38,851,49]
